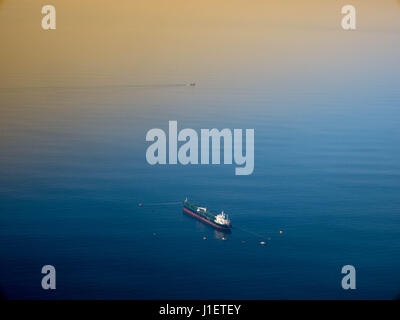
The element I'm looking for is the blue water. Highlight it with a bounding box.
[0,85,399,299]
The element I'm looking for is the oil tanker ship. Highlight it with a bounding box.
[183,198,232,230]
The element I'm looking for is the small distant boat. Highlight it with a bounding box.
[189,83,196,86]
[183,198,231,230]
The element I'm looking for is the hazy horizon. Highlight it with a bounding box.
[0,0,399,91]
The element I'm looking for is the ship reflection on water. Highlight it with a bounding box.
[213,229,230,240]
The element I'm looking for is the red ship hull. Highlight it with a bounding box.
[183,207,231,230]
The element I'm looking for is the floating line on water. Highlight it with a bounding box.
[139,201,182,207]
[231,225,267,239]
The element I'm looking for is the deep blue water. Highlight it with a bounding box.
[0,85,399,299]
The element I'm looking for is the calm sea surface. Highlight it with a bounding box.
[0,85,399,299]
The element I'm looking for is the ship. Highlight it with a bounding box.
[183,198,232,230]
